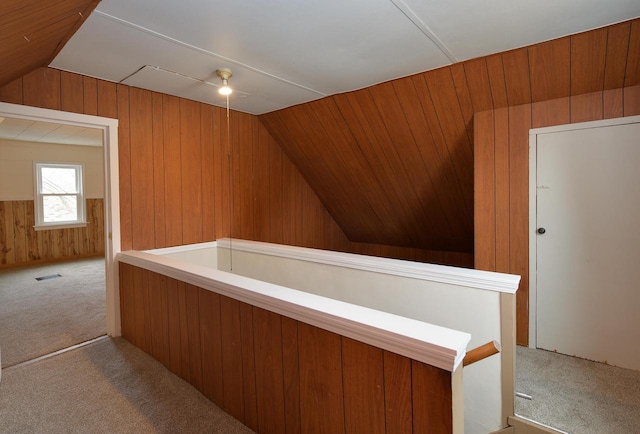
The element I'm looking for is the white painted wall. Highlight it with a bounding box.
[0,139,104,200]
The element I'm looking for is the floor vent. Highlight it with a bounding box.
[35,274,62,281]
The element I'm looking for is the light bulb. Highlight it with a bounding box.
[218,78,232,95]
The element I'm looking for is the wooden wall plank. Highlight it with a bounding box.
[394,77,469,242]
[529,37,571,102]
[571,28,607,95]
[163,95,183,246]
[268,136,284,245]
[473,111,496,272]
[116,84,132,251]
[177,281,191,383]
[131,265,145,350]
[185,283,203,392]
[82,76,97,116]
[22,68,60,110]
[449,63,475,144]
[253,307,286,434]
[180,99,203,244]
[624,85,640,116]
[60,71,83,113]
[502,48,531,106]
[240,302,258,431]
[199,288,224,406]
[11,201,27,264]
[342,337,385,434]
[220,295,245,422]
[532,97,570,129]
[152,92,166,248]
[281,316,301,434]
[0,77,23,104]
[253,119,271,242]
[141,269,153,354]
[604,88,624,119]
[494,107,510,273]
[129,87,155,250]
[96,80,117,119]
[411,361,452,434]
[118,263,134,342]
[149,272,169,367]
[201,104,216,241]
[24,201,40,261]
[166,277,183,377]
[463,58,494,113]
[571,92,603,123]
[214,106,230,240]
[604,22,631,90]
[383,351,413,434]
[237,112,255,240]
[509,104,531,345]
[485,55,508,109]
[624,19,640,87]
[298,323,345,434]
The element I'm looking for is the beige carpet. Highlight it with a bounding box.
[516,345,640,434]
[0,337,255,434]
[0,258,106,367]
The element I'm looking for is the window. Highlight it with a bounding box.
[35,163,86,229]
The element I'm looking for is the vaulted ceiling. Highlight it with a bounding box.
[1,0,98,86]
[2,1,639,254]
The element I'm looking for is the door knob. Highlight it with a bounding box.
[537,227,546,234]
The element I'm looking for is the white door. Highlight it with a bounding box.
[536,121,640,370]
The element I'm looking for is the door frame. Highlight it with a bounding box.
[0,102,121,337]
[528,114,640,347]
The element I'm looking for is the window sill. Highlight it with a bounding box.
[34,222,88,231]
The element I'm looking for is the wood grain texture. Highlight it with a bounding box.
[473,111,496,272]
[0,199,105,268]
[342,337,385,434]
[571,28,607,95]
[529,37,571,102]
[0,0,97,86]
[412,361,452,434]
[220,295,245,422]
[298,323,346,434]
[383,351,413,434]
[129,87,155,250]
[253,307,286,434]
[116,84,132,251]
[239,302,258,431]
[199,288,224,406]
[120,264,461,434]
[180,99,203,244]
[281,316,301,434]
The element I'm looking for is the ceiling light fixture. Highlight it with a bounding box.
[216,68,233,96]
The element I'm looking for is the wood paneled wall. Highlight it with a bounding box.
[120,261,458,434]
[259,18,640,257]
[1,0,99,87]
[475,85,640,345]
[0,67,473,268]
[0,198,104,267]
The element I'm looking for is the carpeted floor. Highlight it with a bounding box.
[0,337,255,433]
[516,345,640,434]
[0,258,106,367]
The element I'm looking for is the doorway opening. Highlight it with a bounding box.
[517,115,640,433]
[0,102,120,338]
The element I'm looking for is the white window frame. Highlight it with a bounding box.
[34,162,87,230]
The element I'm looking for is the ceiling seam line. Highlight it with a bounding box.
[93,10,327,98]
[387,0,458,63]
